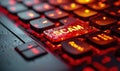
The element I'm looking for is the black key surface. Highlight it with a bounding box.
[111,25,120,37]
[61,38,92,58]
[30,18,54,32]
[7,3,28,14]
[90,14,117,29]
[85,31,117,49]
[17,10,40,22]
[33,3,54,13]
[45,9,69,20]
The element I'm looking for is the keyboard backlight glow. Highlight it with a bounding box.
[68,41,84,51]
[28,12,34,18]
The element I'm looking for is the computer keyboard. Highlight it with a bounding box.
[0,0,120,71]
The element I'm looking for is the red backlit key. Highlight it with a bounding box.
[15,41,47,60]
[85,31,117,49]
[59,17,79,25]
[104,7,120,17]
[43,20,97,42]
[23,0,41,7]
[48,0,70,5]
[87,2,110,10]
[17,10,40,22]
[61,38,92,58]
[111,25,120,37]
[15,41,38,51]
[33,3,54,13]
[45,9,69,20]
[73,7,97,19]
[21,46,47,59]
[60,3,81,11]
[90,14,117,29]
[30,18,54,32]
[7,3,28,14]
[0,0,17,7]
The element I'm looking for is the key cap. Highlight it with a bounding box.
[0,0,17,7]
[73,7,97,19]
[15,41,38,51]
[87,2,110,10]
[85,31,117,49]
[30,18,54,32]
[17,10,40,22]
[48,0,70,5]
[15,41,47,60]
[111,25,120,37]
[23,0,40,7]
[45,9,69,20]
[90,14,117,29]
[7,3,28,14]
[104,7,120,17]
[75,0,96,4]
[33,3,54,13]
[21,46,47,60]
[61,38,92,58]
[60,3,81,11]
[43,20,97,42]
[59,17,78,25]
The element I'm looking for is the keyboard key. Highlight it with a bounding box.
[7,3,28,14]
[75,0,95,4]
[0,0,17,7]
[17,10,40,22]
[82,66,97,71]
[74,7,97,18]
[111,25,120,37]
[43,20,97,42]
[104,7,120,17]
[60,3,81,11]
[21,46,47,59]
[48,0,70,5]
[85,31,117,49]
[61,38,92,58]
[15,41,38,51]
[23,0,40,7]
[33,3,54,13]
[88,2,110,10]
[90,14,117,29]
[59,17,78,25]
[45,9,69,20]
[30,18,54,32]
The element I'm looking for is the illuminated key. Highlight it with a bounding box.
[7,3,28,14]
[90,14,117,29]
[88,2,110,10]
[74,7,97,18]
[17,10,40,22]
[23,0,40,7]
[48,0,70,5]
[33,3,54,13]
[60,3,81,11]
[45,9,69,20]
[104,7,120,17]
[15,41,47,60]
[30,18,54,32]
[86,31,117,48]
[59,17,78,25]
[61,38,92,58]
[43,20,97,42]
[75,0,95,4]
[0,0,17,7]
[111,25,120,37]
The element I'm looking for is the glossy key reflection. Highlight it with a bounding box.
[61,38,92,58]
[75,0,95,4]
[74,7,97,18]
[86,31,117,48]
[44,20,97,42]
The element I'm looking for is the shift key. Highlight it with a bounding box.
[43,20,97,42]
